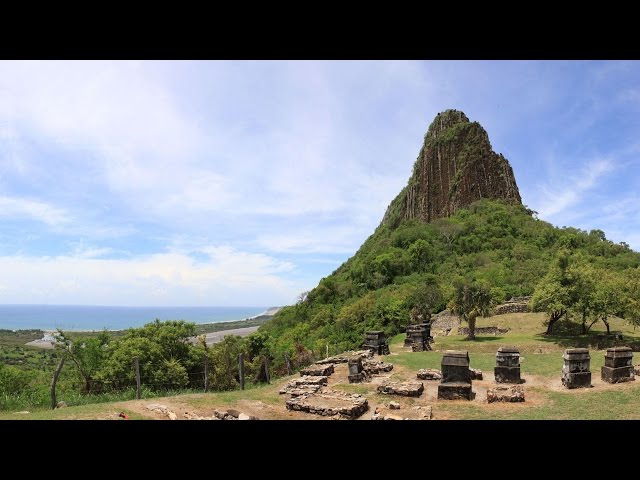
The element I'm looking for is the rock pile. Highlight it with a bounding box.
[376,381,424,397]
[486,386,525,403]
[285,389,369,419]
[417,369,442,380]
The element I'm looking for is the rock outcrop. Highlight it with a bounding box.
[381,109,521,228]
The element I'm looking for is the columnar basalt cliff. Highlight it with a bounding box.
[381,110,521,228]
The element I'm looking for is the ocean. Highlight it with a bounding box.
[0,305,269,331]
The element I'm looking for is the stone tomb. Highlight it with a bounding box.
[348,357,368,383]
[601,347,635,384]
[437,350,474,400]
[363,330,390,356]
[562,348,591,389]
[495,346,522,384]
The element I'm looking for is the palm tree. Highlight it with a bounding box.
[449,282,492,340]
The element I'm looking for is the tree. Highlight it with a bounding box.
[409,276,443,324]
[448,280,492,340]
[591,270,624,335]
[55,330,110,393]
[530,250,575,335]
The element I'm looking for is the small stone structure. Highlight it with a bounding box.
[494,297,531,315]
[417,368,442,380]
[279,383,322,396]
[487,385,525,403]
[405,323,433,351]
[300,363,334,377]
[348,357,368,383]
[438,350,474,400]
[562,348,591,389]
[601,347,635,384]
[495,346,522,384]
[213,409,259,420]
[279,375,328,396]
[363,330,390,356]
[362,359,393,374]
[315,350,372,365]
[285,390,369,419]
[377,381,424,397]
[470,368,483,380]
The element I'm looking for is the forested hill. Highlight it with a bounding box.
[260,110,640,363]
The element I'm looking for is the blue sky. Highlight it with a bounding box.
[0,60,639,306]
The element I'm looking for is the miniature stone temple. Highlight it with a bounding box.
[421,320,433,343]
[562,348,591,389]
[437,350,474,400]
[405,324,430,352]
[348,356,367,383]
[363,331,390,355]
[601,347,635,384]
[494,346,521,384]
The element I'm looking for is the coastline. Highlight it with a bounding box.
[24,306,283,349]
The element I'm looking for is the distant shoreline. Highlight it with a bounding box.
[23,306,283,349]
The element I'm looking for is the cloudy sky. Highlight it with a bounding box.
[0,60,639,306]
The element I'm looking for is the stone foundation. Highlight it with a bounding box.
[285,390,369,419]
[377,381,424,397]
[300,363,334,377]
[417,369,442,380]
[437,382,474,400]
[362,359,393,374]
[315,350,372,364]
[487,385,525,403]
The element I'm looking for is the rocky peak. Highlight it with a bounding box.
[381,109,521,228]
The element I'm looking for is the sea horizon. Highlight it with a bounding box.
[0,304,272,332]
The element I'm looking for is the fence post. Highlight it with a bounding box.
[204,355,209,393]
[239,353,245,390]
[133,357,141,399]
[326,343,329,358]
[284,352,292,375]
[50,355,65,410]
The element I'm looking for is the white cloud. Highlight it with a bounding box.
[0,195,70,226]
[535,159,614,219]
[0,247,298,306]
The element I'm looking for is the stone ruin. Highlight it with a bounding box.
[469,368,483,380]
[486,385,525,403]
[315,350,372,365]
[279,375,328,396]
[363,330,390,356]
[377,381,424,397]
[362,359,393,374]
[437,350,474,400]
[348,357,368,383]
[562,348,591,389]
[404,324,431,352]
[300,363,335,377]
[601,347,635,384]
[417,368,442,380]
[285,389,369,419]
[495,346,522,384]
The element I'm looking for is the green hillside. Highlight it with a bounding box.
[261,199,640,363]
